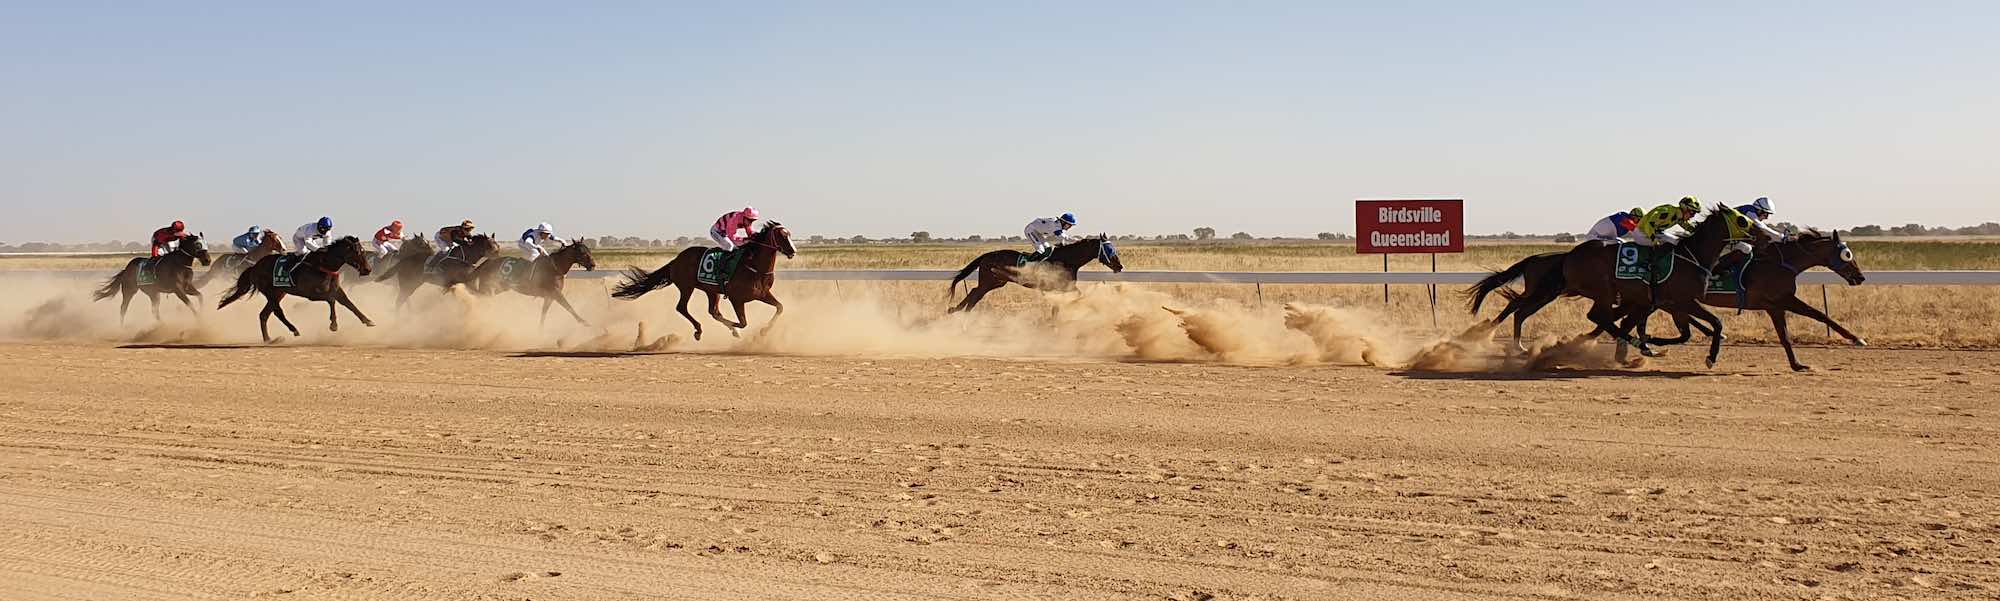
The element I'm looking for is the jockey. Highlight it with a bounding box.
[1734,197,1787,241]
[150,220,186,257]
[373,220,405,261]
[1023,213,1077,260]
[293,217,334,253]
[709,207,760,252]
[1586,208,1645,242]
[435,220,476,252]
[519,222,557,260]
[1716,197,1789,273]
[231,226,266,253]
[1633,197,1702,249]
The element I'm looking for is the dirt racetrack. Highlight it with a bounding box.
[4,341,1997,601]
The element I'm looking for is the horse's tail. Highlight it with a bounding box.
[216,264,258,309]
[947,256,982,300]
[91,271,124,302]
[1465,252,1559,314]
[611,264,672,299]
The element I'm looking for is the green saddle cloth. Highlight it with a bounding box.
[697,248,743,286]
[1614,242,1673,284]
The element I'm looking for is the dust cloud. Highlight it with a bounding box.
[3,272,1619,372]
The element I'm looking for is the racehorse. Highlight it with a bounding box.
[196,230,284,288]
[216,236,375,342]
[1468,204,1760,366]
[611,222,794,340]
[93,233,213,324]
[469,239,598,326]
[1640,230,1867,371]
[374,234,500,311]
[341,235,427,283]
[945,235,1124,313]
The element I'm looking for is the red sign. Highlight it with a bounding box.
[1355,199,1464,254]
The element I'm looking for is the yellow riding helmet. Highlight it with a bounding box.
[1678,196,1700,212]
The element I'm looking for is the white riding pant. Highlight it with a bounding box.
[709,227,737,252]
[375,240,400,259]
[518,239,547,260]
[295,235,327,253]
[1586,218,1624,241]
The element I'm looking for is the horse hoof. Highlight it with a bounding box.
[363,321,376,328]
[1853,339,1868,347]
[729,329,741,339]
[692,330,702,341]
[330,324,339,332]
[1792,364,1813,372]
[1705,358,1717,369]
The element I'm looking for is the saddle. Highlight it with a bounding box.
[696,248,744,286]
[1613,242,1674,284]
[494,256,533,285]
[1017,249,1053,266]
[273,254,303,288]
[135,257,162,286]
[1707,251,1755,311]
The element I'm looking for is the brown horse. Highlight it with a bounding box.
[612,222,794,340]
[93,233,213,324]
[1642,230,1867,371]
[1473,204,1761,366]
[374,234,500,311]
[946,235,1124,313]
[469,239,598,326]
[197,230,285,288]
[216,236,375,343]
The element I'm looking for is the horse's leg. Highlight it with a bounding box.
[540,298,553,328]
[1766,308,1807,371]
[268,291,301,338]
[258,299,277,343]
[118,285,135,325]
[674,285,703,341]
[730,298,750,334]
[759,293,784,323]
[956,283,999,312]
[705,291,742,336]
[335,288,374,327]
[1684,305,1727,368]
[146,289,164,321]
[1646,312,1696,346]
[551,292,589,326]
[1779,296,1865,347]
[174,290,199,320]
[1507,292,1559,352]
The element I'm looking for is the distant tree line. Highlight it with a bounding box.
[10,222,2000,252]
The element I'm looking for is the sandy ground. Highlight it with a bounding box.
[3,342,1997,600]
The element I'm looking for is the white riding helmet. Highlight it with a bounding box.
[536,222,552,232]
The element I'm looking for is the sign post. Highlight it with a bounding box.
[1355,199,1465,328]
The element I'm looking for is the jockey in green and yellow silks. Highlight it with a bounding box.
[1633,196,1703,248]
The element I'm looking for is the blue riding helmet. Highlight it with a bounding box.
[247,225,263,234]
[317,216,334,231]
[1059,212,1078,225]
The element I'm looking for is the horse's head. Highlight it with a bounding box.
[758,221,796,259]
[1802,229,1864,285]
[560,238,596,271]
[406,234,434,255]
[179,233,213,265]
[465,234,500,260]
[332,236,371,275]
[1094,234,1124,273]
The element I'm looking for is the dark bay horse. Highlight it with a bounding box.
[469,239,597,326]
[93,233,213,324]
[375,234,499,311]
[946,235,1124,313]
[1471,205,1760,366]
[1643,230,1867,371]
[197,231,284,288]
[612,222,795,340]
[216,236,375,343]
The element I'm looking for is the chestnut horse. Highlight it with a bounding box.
[612,222,794,340]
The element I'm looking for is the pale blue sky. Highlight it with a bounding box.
[4,1,1995,243]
